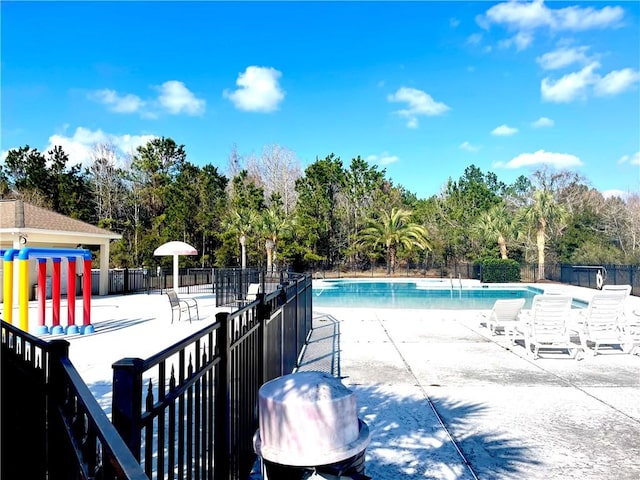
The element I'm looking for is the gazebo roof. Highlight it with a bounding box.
[0,200,121,240]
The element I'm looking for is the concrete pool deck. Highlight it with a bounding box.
[300,283,640,479]
[12,282,640,479]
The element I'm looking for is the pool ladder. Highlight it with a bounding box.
[450,274,463,295]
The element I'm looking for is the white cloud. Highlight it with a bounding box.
[491,124,518,136]
[602,189,628,199]
[223,66,285,112]
[480,1,623,32]
[618,152,640,166]
[478,2,623,51]
[542,62,640,102]
[501,149,583,169]
[379,154,399,165]
[156,81,205,115]
[498,32,533,51]
[46,127,156,167]
[537,46,592,70]
[541,62,600,102]
[459,141,480,152]
[466,33,483,46]
[531,117,554,128]
[449,17,460,28]
[367,152,400,166]
[554,4,624,31]
[593,68,640,96]
[89,82,205,117]
[387,87,450,128]
[88,89,145,113]
[480,0,553,31]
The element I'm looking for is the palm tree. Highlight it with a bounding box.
[359,208,431,274]
[226,208,259,269]
[521,189,567,280]
[261,206,291,273]
[474,203,520,259]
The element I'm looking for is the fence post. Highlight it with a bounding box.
[47,339,71,479]
[112,357,144,461]
[123,268,129,294]
[214,311,230,479]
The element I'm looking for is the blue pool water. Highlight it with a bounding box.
[312,280,582,310]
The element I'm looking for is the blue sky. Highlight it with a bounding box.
[2,1,639,199]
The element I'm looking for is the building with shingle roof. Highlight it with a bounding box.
[0,200,122,297]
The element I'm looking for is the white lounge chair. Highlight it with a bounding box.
[625,310,640,355]
[601,284,632,325]
[483,298,526,342]
[575,291,629,355]
[522,294,577,359]
[246,283,262,301]
[601,284,632,296]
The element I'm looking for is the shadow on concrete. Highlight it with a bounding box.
[351,385,540,479]
[45,317,157,340]
[296,312,341,377]
[297,312,540,478]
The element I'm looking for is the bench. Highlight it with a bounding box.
[166,289,199,323]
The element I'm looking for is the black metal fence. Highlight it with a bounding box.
[1,271,312,479]
[560,264,638,295]
[111,272,313,479]
[313,262,638,295]
[213,267,261,307]
[91,268,216,296]
[212,267,292,307]
[1,321,147,479]
[91,267,289,297]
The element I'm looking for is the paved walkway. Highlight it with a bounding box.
[298,287,640,479]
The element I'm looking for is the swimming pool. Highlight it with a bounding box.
[312,280,583,310]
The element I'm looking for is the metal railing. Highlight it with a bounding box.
[213,267,262,307]
[91,268,216,296]
[560,264,638,295]
[88,267,291,297]
[111,272,313,479]
[1,321,148,479]
[2,271,313,480]
[213,267,291,307]
[312,262,637,294]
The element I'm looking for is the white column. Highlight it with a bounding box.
[99,242,110,296]
[173,254,179,291]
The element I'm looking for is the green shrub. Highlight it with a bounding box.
[476,258,521,283]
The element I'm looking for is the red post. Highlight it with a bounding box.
[82,258,93,333]
[67,258,76,331]
[36,259,49,335]
[52,258,61,330]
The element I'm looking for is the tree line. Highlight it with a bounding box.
[1,138,638,274]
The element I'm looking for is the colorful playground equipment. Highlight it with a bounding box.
[2,247,93,335]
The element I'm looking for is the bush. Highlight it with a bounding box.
[476,258,521,283]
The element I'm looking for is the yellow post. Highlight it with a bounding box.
[3,259,13,324]
[19,259,29,332]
